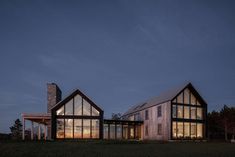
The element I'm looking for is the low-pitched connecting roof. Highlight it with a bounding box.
[123,82,206,116]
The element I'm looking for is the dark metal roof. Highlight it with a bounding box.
[123,82,207,116]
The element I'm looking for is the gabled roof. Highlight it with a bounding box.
[123,82,207,116]
[51,88,103,114]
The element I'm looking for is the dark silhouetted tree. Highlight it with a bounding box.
[10,119,22,140]
[111,113,122,120]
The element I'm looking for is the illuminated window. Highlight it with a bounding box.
[190,93,196,105]
[74,119,82,138]
[177,93,183,103]
[123,125,128,139]
[65,100,73,115]
[172,122,177,138]
[65,119,73,138]
[83,119,91,138]
[91,106,99,116]
[197,108,203,120]
[130,126,134,139]
[56,119,64,138]
[91,119,99,139]
[56,106,64,115]
[116,124,122,139]
[191,123,197,138]
[196,100,201,106]
[103,124,109,139]
[184,122,190,138]
[172,105,177,118]
[83,99,91,116]
[177,122,183,138]
[184,88,190,104]
[74,95,82,115]
[190,107,196,119]
[197,123,203,138]
[110,124,115,139]
[184,106,190,119]
[177,105,183,118]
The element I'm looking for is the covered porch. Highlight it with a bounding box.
[21,113,51,140]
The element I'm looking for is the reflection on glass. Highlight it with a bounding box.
[83,119,90,138]
[177,106,183,118]
[135,125,141,139]
[65,119,73,138]
[184,88,190,104]
[130,126,134,139]
[110,124,115,139]
[197,123,203,138]
[83,99,91,116]
[196,100,201,106]
[56,106,64,115]
[74,95,82,115]
[56,119,64,138]
[91,106,99,116]
[116,124,122,139]
[123,125,128,139]
[74,119,82,138]
[103,124,109,139]
[65,100,73,115]
[191,107,196,119]
[191,93,196,105]
[184,106,190,119]
[91,119,99,138]
[177,93,183,103]
[191,123,196,138]
[184,122,190,138]
[177,122,183,138]
[197,108,203,120]
[172,105,177,118]
[172,122,177,138]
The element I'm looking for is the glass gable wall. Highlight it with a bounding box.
[54,93,102,139]
[172,88,205,139]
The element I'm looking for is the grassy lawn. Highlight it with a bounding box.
[0,140,235,157]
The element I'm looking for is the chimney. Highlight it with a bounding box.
[47,83,62,113]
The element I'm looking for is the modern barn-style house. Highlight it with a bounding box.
[22,82,207,141]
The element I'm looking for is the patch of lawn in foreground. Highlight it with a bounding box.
[0,140,235,157]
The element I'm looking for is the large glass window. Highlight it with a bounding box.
[172,122,177,138]
[56,119,64,138]
[184,89,190,104]
[177,122,183,138]
[190,107,197,119]
[65,100,73,115]
[65,119,73,138]
[172,105,177,118]
[56,106,64,115]
[191,123,197,138]
[103,124,109,139]
[74,95,82,115]
[197,108,203,120]
[177,93,183,103]
[184,122,190,138]
[83,119,91,138]
[91,119,99,139]
[91,106,99,116]
[191,93,196,105]
[74,119,82,138]
[83,100,91,116]
[116,124,122,139]
[197,123,203,138]
[177,105,183,118]
[184,106,190,119]
[109,124,115,139]
[123,125,128,139]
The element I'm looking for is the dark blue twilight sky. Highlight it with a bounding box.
[0,0,235,133]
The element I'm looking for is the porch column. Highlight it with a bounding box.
[22,117,25,140]
[31,121,34,140]
[44,125,47,140]
[38,124,41,140]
